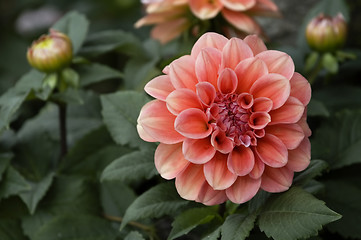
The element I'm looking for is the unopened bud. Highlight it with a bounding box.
[27,29,73,73]
[306,13,347,52]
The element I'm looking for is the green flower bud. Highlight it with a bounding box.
[306,13,347,52]
[27,29,73,73]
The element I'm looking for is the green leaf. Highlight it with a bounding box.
[120,182,188,230]
[75,63,122,87]
[100,91,152,148]
[124,231,145,240]
[101,149,157,183]
[294,160,328,186]
[201,227,221,240]
[304,52,319,72]
[258,187,341,240]
[221,213,257,240]
[52,11,89,54]
[31,214,117,240]
[322,53,339,74]
[168,207,218,240]
[307,99,330,117]
[19,172,55,214]
[0,166,31,200]
[248,190,271,214]
[0,153,12,182]
[312,110,361,169]
[123,57,159,90]
[0,219,27,240]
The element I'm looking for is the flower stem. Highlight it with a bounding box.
[307,57,323,85]
[58,102,67,159]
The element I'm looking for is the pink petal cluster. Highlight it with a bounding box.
[136,0,280,44]
[137,32,311,205]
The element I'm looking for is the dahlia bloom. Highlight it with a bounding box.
[137,32,311,205]
[136,0,280,44]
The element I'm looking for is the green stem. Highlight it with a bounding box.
[307,57,324,85]
[58,102,67,159]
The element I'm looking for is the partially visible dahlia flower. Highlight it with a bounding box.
[136,0,280,44]
[137,32,311,205]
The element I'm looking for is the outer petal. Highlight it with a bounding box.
[176,164,206,200]
[255,134,288,168]
[169,55,198,91]
[195,48,222,87]
[249,153,265,179]
[226,175,261,204]
[250,73,290,110]
[217,68,238,94]
[243,34,267,55]
[196,182,228,205]
[189,0,223,20]
[191,32,228,58]
[151,18,190,44]
[155,143,190,179]
[266,124,305,150]
[183,137,216,164]
[247,0,280,17]
[221,37,253,70]
[221,0,256,11]
[175,108,212,139]
[256,50,295,80]
[196,82,217,107]
[298,110,312,137]
[137,124,157,142]
[138,100,185,144]
[290,72,311,106]
[135,7,186,27]
[261,166,294,193]
[287,138,311,172]
[166,89,202,115]
[227,145,255,176]
[204,152,238,190]
[234,57,268,94]
[269,96,304,125]
[222,9,262,35]
[145,75,175,101]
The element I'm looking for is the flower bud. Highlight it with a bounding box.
[306,13,347,52]
[27,29,73,73]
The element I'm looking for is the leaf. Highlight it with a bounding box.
[0,153,12,182]
[0,166,31,200]
[19,172,55,214]
[258,187,341,240]
[52,11,89,54]
[307,99,330,117]
[100,91,152,148]
[312,110,361,169]
[0,219,27,240]
[201,226,221,240]
[221,213,257,240]
[322,53,338,74]
[123,57,159,90]
[124,231,145,240]
[294,160,328,186]
[31,214,117,240]
[248,190,271,214]
[101,149,157,183]
[76,63,123,87]
[120,182,188,230]
[168,207,219,240]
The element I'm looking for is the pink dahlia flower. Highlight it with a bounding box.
[137,32,311,205]
[136,0,280,44]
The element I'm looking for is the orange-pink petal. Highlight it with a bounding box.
[151,18,190,44]
[138,100,185,144]
[249,153,265,179]
[255,133,288,168]
[287,138,311,172]
[169,55,198,91]
[250,73,290,110]
[227,145,255,176]
[234,57,268,93]
[226,175,261,204]
[256,50,295,80]
[189,0,223,20]
[155,143,190,179]
[145,75,175,101]
[182,137,216,164]
[222,9,262,35]
[269,96,304,124]
[195,47,222,87]
[204,152,238,190]
[252,97,273,112]
[166,88,202,115]
[175,164,206,200]
[175,108,212,139]
[211,128,234,154]
[196,182,227,205]
[217,68,238,94]
[221,0,256,11]
[290,72,311,106]
[261,166,294,192]
[191,32,228,58]
[221,37,253,70]
[266,124,305,150]
[137,124,157,142]
[237,93,254,109]
[243,34,267,55]
[248,112,271,129]
[196,82,217,107]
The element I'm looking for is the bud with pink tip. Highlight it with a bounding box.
[27,29,73,73]
[306,13,347,52]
